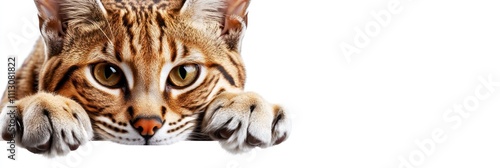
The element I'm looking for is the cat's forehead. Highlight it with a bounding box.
[101,0,184,12]
[90,0,225,65]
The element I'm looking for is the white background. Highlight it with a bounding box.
[1,0,500,167]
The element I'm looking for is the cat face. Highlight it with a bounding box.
[35,0,249,145]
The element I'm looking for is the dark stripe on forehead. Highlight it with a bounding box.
[155,12,166,28]
[102,43,109,54]
[182,45,190,58]
[113,30,124,62]
[141,16,153,57]
[143,10,149,21]
[122,13,137,55]
[122,13,132,33]
[158,36,164,55]
[102,43,123,62]
[156,12,166,54]
[115,50,123,62]
[168,39,177,62]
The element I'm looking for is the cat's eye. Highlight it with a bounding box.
[92,63,124,88]
[168,64,200,88]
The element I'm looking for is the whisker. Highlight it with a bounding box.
[101,14,116,40]
[83,18,113,45]
[94,126,116,139]
[176,125,195,138]
[187,131,212,141]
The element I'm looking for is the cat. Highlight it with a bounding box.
[0,0,291,157]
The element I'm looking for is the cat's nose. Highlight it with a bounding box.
[132,117,163,137]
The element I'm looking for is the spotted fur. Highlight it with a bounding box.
[0,0,290,157]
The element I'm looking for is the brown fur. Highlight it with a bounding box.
[0,0,290,156]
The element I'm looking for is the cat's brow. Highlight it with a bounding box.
[88,55,121,65]
[174,48,206,64]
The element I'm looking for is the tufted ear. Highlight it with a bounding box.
[220,0,250,35]
[181,0,250,51]
[35,0,64,57]
[34,0,108,58]
[221,0,250,52]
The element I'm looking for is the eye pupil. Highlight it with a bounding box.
[178,66,187,80]
[105,66,117,79]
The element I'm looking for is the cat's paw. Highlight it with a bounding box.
[202,92,291,153]
[0,92,93,157]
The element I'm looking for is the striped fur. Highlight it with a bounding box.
[0,0,290,156]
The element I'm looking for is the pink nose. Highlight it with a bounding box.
[133,117,162,136]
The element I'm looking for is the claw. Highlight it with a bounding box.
[274,133,287,145]
[68,144,79,151]
[246,133,263,146]
[27,139,52,154]
[1,131,13,141]
[217,127,235,139]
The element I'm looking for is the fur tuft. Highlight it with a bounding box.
[59,0,107,32]
[180,0,225,25]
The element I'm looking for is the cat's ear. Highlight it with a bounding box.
[35,0,64,57]
[181,0,250,52]
[222,0,249,52]
[220,0,250,35]
[35,0,107,57]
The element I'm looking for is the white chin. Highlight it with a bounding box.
[147,131,193,145]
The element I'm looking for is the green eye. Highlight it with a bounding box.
[168,64,199,88]
[93,63,124,88]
